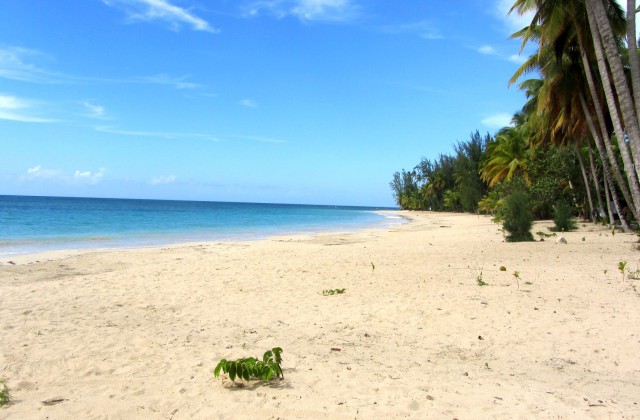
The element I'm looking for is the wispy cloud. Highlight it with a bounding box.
[0,47,63,83]
[481,112,513,129]
[96,125,287,144]
[0,94,56,123]
[379,20,442,40]
[239,99,258,108]
[228,134,286,144]
[102,0,218,32]
[476,44,526,65]
[26,165,62,180]
[95,125,221,142]
[82,101,107,119]
[245,0,359,22]
[478,45,497,55]
[24,165,105,184]
[494,0,534,33]
[150,174,176,185]
[0,46,203,92]
[508,53,527,64]
[135,73,200,89]
[74,168,106,184]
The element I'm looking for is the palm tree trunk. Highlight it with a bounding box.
[579,92,630,229]
[604,173,615,224]
[579,19,640,218]
[586,0,640,182]
[575,143,596,221]
[627,0,640,118]
[588,144,606,220]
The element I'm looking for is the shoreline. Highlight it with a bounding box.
[1,211,639,418]
[0,210,407,265]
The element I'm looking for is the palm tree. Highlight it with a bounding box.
[480,122,531,187]
[508,0,637,226]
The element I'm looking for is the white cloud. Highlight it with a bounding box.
[136,73,200,89]
[379,20,442,40]
[24,165,106,184]
[0,93,55,123]
[245,0,359,22]
[239,99,258,108]
[95,125,287,144]
[508,54,527,64]
[82,101,107,118]
[478,45,497,55]
[0,47,60,83]
[150,174,176,185]
[74,168,106,184]
[481,112,513,129]
[495,0,535,33]
[95,125,221,142]
[26,165,62,179]
[102,0,218,32]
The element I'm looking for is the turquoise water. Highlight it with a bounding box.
[0,195,402,257]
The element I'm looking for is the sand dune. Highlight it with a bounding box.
[1,212,639,419]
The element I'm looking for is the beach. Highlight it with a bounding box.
[1,211,639,418]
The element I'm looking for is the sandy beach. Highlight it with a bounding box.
[1,212,639,419]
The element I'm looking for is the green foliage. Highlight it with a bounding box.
[477,274,488,286]
[214,347,283,383]
[321,288,346,295]
[502,190,534,242]
[480,125,530,187]
[478,189,503,215]
[536,231,557,239]
[0,380,9,407]
[619,261,628,282]
[526,147,583,219]
[513,271,521,290]
[551,201,577,232]
[389,131,490,211]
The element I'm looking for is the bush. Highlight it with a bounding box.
[551,201,577,232]
[502,191,534,242]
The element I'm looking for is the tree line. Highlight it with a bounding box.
[391,0,640,231]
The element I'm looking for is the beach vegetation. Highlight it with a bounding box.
[320,288,346,295]
[0,380,9,406]
[477,274,488,286]
[551,201,577,232]
[390,0,640,232]
[502,190,535,242]
[618,261,628,282]
[214,347,283,383]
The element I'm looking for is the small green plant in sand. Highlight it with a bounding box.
[513,271,521,290]
[371,262,375,272]
[477,270,488,286]
[618,261,628,282]
[536,231,557,240]
[320,288,346,296]
[0,380,9,407]
[214,347,283,383]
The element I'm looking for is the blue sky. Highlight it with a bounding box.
[0,0,536,206]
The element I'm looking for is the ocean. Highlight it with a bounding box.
[0,195,402,257]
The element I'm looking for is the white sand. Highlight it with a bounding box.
[1,212,639,419]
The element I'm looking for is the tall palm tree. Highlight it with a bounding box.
[480,122,531,187]
[509,0,637,226]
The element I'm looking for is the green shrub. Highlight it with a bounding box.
[0,380,9,406]
[502,191,534,242]
[551,201,577,232]
[214,347,283,383]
